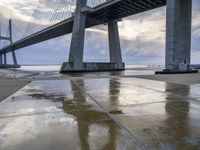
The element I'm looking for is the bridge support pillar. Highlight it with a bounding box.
[0,54,2,64]
[11,51,17,66]
[9,19,18,66]
[63,0,87,72]
[164,0,193,73]
[0,19,20,68]
[3,53,7,65]
[60,1,125,73]
[108,21,124,70]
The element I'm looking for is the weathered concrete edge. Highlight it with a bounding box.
[0,79,31,103]
[60,62,125,73]
[0,64,21,68]
[155,69,198,75]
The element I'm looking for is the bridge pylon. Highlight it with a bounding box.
[156,0,197,74]
[60,0,125,73]
[0,19,20,68]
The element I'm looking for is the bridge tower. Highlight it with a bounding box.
[0,19,19,68]
[164,0,193,72]
[60,0,125,73]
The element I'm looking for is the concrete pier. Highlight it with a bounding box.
[60,62,125,72]
[165,0,192,71]
[9,20,18,66]
[0,54,2,64]
[60,1,125,73]
[3,53,7,65]
[1,76,200,150]
[108,21,124,70]
[67,0,87,71]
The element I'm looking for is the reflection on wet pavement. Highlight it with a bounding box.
[0,78,200,150]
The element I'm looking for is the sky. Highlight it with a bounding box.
[0,0,200,65]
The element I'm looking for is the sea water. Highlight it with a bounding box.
[0,64,164,79]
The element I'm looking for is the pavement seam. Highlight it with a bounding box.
[72,80,149,150]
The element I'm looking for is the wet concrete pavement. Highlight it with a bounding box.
[0,78,200,150]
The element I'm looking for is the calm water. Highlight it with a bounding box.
[18,64,163,71]
[0,64,164,79]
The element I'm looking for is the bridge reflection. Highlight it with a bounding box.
[60,79,122,150]
[165,83,191,149]
[20,78,200,149]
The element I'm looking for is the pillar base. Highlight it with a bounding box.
[60,62,125,73]
[0,64,21,68]
[155,69,198,75]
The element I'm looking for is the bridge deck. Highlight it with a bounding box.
[0,0,166,54]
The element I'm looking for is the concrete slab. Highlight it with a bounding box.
[1,78,200,150]
[73,78,200,150]
[0,80,143,150]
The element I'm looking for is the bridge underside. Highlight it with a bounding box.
[0,0,194,73]
[0,0,166,54]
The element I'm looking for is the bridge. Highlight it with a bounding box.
[0,0,194,73]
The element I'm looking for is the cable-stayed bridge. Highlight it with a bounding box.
[0,0,195,73]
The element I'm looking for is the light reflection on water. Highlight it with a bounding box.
[18,64,163,72]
